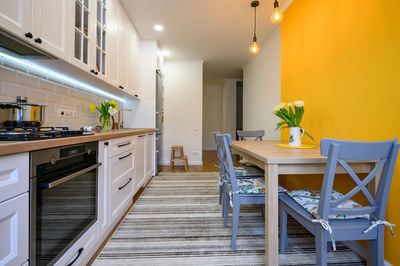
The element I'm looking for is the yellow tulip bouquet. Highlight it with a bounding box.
[273,100,314,140]
[90,100,119,130]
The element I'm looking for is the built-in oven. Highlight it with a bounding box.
[30,142,100,266]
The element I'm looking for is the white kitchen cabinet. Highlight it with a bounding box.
[31,0,70,60]
[0,193,29,266]
[127,22,141,98]
[145,132,155,179]
[108,136,135,225]
[117,6,129,91]
[0,0,32,41]
[106,0,119,87]
[70,0,95,73]
[98,140,110,240]
[53,221,97,266]
[135,134,146,190]
[0,152,29,203]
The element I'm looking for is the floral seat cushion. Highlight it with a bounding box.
[287,189,370,220]
[237,178,287,194]
[234,166,264,178]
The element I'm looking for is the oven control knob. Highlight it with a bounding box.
[50,156,56,165]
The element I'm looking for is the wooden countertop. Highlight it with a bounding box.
[0,128,156,156]
[231,140,324,164]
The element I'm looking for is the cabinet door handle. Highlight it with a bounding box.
[118,152,132,160]
[34,38,42,44]
[118,178,132,190]
[25,32,33,38]
[134,94,138,97]
[66,247,84,266]
[95,71,99,75]
[90,69,95,74]
[138,135,145,138]
[119,85,124,89]
[117,142,131,147]
[104,142,109,146]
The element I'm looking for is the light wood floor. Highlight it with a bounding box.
[158,150,239,173]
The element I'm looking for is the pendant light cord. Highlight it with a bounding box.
[253,5,257,38]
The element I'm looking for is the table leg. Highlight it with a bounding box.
[265,164,279,266]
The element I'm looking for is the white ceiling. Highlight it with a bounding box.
[121,0,291,82]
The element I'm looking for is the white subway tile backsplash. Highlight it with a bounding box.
[0,66,123,129]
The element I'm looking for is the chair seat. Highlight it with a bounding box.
[237,178,287,194]
[234,166,264,178]
[287,189,370,220]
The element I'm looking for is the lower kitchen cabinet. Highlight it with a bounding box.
[145,132,156,179]
[0,193,29,266]
[53,221,97,266]
[135,134,146,190]
[108,136,135,227]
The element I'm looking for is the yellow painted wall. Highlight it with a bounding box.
[281,0,400,263]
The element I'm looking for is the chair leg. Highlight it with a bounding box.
[261,205,265,221]
[279,203,288,254]
[231,199,240,249]
[219,182,223,205]
[369,226,384,266]
[223,192,229,227]
[315,231,328,266]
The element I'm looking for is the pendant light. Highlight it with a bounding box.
[249,1,260,55]
[270,0,284,24]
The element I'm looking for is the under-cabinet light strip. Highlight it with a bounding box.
[0,51,125,102]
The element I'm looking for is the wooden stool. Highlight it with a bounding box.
[170,145,188,171]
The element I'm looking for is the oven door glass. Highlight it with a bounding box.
[34,166,98,265]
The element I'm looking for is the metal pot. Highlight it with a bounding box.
[0,96,45,127]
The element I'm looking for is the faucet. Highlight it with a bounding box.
[117,109,132,129]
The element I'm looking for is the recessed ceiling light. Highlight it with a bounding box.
[154,24,164,31]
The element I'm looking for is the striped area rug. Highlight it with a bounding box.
[93,172,365,265]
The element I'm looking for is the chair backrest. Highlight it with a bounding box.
[237,130,265,141]
[212,132,223,177]
[318,138,400,221]
[215,134,239,192]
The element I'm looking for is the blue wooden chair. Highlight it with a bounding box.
[216,133,266,249]
[213,132,264,207]
[279,138,400,266]
[237,129,265,141]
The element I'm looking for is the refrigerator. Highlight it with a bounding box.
[155,69,164,174]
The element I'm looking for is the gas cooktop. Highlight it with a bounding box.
[0,127,94,141]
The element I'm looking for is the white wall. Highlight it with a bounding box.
[242,29,281,140]
[162,60,203,165]
[202,83,222,150]
[222,79,240,139]
[124,40,157,128]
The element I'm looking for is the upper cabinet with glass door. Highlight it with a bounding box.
[72,0,94,73]
[95,0,107,79]
[71,0,108,80]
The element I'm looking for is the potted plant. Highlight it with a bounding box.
[89,100,119,131]
[273,100,313,146]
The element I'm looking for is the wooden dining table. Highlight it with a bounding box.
[231,140,377,266]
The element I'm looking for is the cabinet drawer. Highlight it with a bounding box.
[110,174,134,222]
[54,222,97,266]
[0,153,29,203]
[110,150,134,184]
[0,193,29,266]
[109,137,135,157]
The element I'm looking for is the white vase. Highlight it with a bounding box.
[289,127,305,147]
